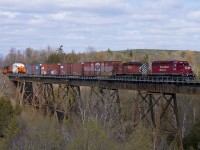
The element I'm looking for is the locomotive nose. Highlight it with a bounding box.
[185,66,191,70]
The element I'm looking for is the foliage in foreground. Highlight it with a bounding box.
[0,97,12,137]
[0,96,21,149]
[0,96,19,137]
[1,108,155,150]
[68,120,119,150]
[183,118,200,149]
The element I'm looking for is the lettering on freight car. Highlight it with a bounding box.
[160,66,169,69]
[159,69,166,71]
[128,66,132,69]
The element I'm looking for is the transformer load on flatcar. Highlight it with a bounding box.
[152,60,195,77]
[12,63,26,74]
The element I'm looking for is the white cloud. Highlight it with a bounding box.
[0,11,20,19]
[187,10,200,20]
[49,12,71,21]
[28,17,46,25]
[140,0,181,10]
[130,14,166,21]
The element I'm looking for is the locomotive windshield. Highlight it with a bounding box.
[3,66,9,69]
[178,61,189,66]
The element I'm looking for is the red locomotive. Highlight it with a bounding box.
[116,62,149,75]
[152,60,194,76]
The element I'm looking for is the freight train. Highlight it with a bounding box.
[2,60,195,80]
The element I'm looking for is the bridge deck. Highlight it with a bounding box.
[7,74,200,95]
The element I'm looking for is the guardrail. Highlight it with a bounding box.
[7,74,200,84]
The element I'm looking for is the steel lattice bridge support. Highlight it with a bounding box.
[15,81,121,122]
[16,81,56,114]
[89,87,121,124]
[15,81,81,119]
[13,78,184,150]
[132,91,183,149]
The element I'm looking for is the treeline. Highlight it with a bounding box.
[1,47,200,73]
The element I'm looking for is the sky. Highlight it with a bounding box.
[1,0,200,56]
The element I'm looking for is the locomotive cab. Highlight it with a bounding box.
[174,61,194,76]
[2,66,10,74]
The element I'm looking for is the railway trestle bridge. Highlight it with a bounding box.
[8,74,200,149]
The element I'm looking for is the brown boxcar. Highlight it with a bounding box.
[41,63,60,75]
[83,62,95,76]
[83,61,121,76]
[60,63,83,75]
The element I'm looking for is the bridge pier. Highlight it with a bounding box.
[89,87,121,124]
[32,82,45,109]
[16,82,56,115]
[133,91,183,149]
[56,85,80,120]
[16,81,33,106]
[42,83,55,115]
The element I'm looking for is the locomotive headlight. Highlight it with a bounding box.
[185,66,190,69]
